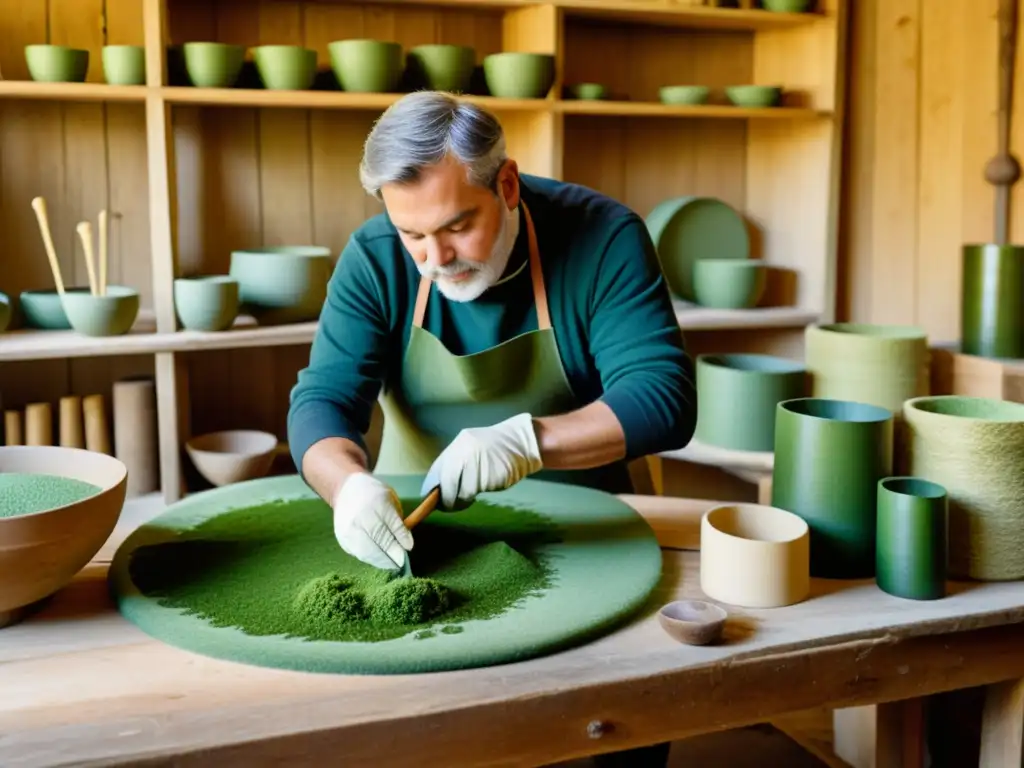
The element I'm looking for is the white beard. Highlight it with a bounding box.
[418,201,521,303]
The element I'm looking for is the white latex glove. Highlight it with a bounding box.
[421,413,543,510]
[332,472,413,571]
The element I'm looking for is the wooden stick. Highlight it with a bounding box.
[985,0,1022,244]
[98,209,108,296]
[404,487,440,530]
[76,221,99,296]
[30,196,65,296]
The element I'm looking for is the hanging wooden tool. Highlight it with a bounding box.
[984,0,1022,244]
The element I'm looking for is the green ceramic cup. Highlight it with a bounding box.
[328,39,404,93]
[875,477,948,601]
[61,285,140,337]
[183,42,245,88]
[102,45,146,85]
[19,287,92,329]
[25,45,89,83]
[762,0,815,11]
[253,45,317,91]
[772,397,894,579]
[229,246,333,326]
[174,276,240,332]
[659,85,710,105]
[482,52,556,99]
[692,259,767,309]
[570,83,608,100]
[0,292,11,332]
[725,85,783,107]
[694,354,807,452]
[407,44,476,93]
[961,243,1024,359]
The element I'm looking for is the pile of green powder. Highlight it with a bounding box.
[128,497,562,643]
[0,473,101,518]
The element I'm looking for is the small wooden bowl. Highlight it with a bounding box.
[657,599,728,646]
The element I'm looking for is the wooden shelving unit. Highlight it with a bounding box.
[0,0,847,504]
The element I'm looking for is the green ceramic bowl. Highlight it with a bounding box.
[570,82,608,100]
[103,45,145,85]
[692,259,767,309]
[229,246,333,326]
[659,85,710,105]
[408,44,476,93]
[482,52,556,99]
[0,292,11,333]
[253,45,317,91]
[25,45,89,83]
[61,286,140,337]
[183,42,245,88]
[762,0,815,12]
[726,85,783,108]
[19,287,92,329]
[174,276,240,332]
[328,39,404,93]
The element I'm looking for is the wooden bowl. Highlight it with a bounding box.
[185,430,278,487]
[0,446,128,628]
[658,599,728,645]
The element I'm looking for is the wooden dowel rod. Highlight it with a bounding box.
[4,410,23,446]
[24,402,53,447]
[59,395,84,448]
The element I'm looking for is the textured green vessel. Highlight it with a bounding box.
[875,477,948,600]
[961,244,1024,359]
[772,398,894,579]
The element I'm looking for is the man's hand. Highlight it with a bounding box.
[333,472,413,570]
[421,413,543,509]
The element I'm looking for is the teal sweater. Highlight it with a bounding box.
[288,174,697,474]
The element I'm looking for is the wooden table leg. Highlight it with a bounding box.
[833,700,925,768]
[979,678,1024,766]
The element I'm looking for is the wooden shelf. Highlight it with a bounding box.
[674,304,818,331]
[160,87,552,111]
[0,81,146,102]
[556,1,822,30]
[558,100,826,119]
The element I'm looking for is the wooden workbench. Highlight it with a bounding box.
[3,495,1024,767]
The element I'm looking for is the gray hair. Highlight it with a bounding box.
[359,91,508,200]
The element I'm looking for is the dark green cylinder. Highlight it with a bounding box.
[961,244,1024,359]
[875,477,947,600]
[772,398,894,579]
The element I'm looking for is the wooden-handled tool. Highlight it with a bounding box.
[30,196,66,296]
[76,221,100,296]
[404,487,440,530]
[985,0,1022,244]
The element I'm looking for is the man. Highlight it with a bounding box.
[287,91,696,765]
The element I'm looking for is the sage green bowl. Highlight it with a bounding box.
[762,0,815,12]
[61,286,140,337]
[174,276,240,332]
[408,44,476,93]
[103,45,145,85]
[0,292,11,333]
[25,45,89,83]
[253,45,317,91]
[229,246,333,326]
[328,39,404,93]
[19,287,93,329]
[659,85,709,105]
[183,42,245,88]
[570,82,608,100]
[726,85,783,108]
[482,52,556,99]
[692,259,767,309]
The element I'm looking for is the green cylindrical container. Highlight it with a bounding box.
[961,244,1024,359]
[694,354,807,452]
[902,395,1024,580]
[772,397,894,579]
[876,477,948,600]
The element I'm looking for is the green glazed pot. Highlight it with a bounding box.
[407,44,476,93]
[19,287,92,329]
[102,45,145,85]
[25,45,89,83]
[482,52,556,99]
[570,83,608,100]
[961,244,1024,359]
[762,0,814,12]
[253,45,317,91]
[692,259,766,309]
[694,354,807,452]
[772,397,894,579]
[174,276,240,332]
[725,85,782,108]
[0,292,11,332]
[902,395,1024,580]
[183,42,245,88]
[328,39,404,93]
[61,286,140,337]
[659,85,709,105]
[229,246,333,326]
[875,477,948,601]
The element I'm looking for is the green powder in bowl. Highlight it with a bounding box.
[0,473,102,518]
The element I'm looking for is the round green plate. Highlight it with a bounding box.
[109,474,663,675]
[645,196,750,301]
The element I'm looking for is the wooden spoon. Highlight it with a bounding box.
[30,196,65,296]
[984,0,1022,244]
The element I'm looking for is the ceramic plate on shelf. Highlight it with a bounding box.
[644,196,750,301]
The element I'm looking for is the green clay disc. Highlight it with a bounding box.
[108,474,663,675]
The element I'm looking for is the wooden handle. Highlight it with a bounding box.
[404,487,440,530]
[998,0,1019,154]
[30,196,65,295]
[76,221,99,296]
[98,209,108,297]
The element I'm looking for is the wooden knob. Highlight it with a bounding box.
[985,154,1022,187]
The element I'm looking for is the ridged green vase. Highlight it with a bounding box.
[772,398,894,579]
[961,244,1024,359]
[876,477,948,600]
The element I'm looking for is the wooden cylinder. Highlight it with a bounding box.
[82,394,111,454]
[24,402,53,446]
[4,410,23,446]
[112,377,160,497]
[59,395,85,448]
